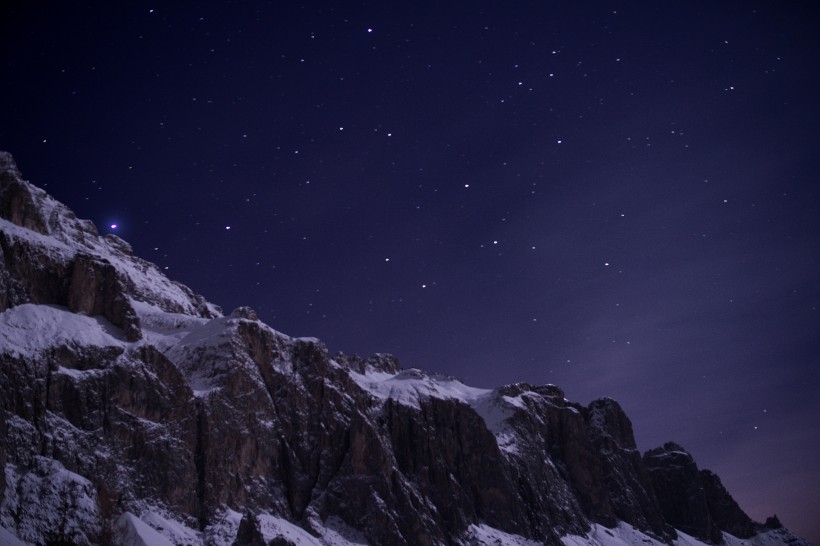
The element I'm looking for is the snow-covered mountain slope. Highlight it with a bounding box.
[561,524,813,546]
[0,150,811,545]
[46,508,816,546]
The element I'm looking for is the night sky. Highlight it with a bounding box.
[1,2,818,541]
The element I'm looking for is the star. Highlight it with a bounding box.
[3,3,817,539]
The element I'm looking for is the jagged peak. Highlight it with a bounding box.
[532,383,566,398]
[644,441,689,456]
[229,306,260,321]
[333,351,401,374]
[0,151,22,177]
[0,151,806,546]
[0,151,222,324]
[585,397,638,449]
[0,151,99,243]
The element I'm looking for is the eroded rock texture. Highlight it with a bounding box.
[0,151,783,545]
[644,442,723,544]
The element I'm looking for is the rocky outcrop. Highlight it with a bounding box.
[67,253,142,341]
[643,442,722,544]
[382,396,530,542]
[700,469,756,538]
[0,151,799,546]
[765,515,783,529]
[233,512,268,546]
[641,445,762,544]
[0,152,53,235]
[584,398,673,541]
[0,405,6,502]
[494,386,674,543]
[0,151,220,324]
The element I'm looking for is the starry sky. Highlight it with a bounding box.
[1,2,818,541]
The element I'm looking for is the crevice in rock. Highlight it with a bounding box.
[194,398,208,531]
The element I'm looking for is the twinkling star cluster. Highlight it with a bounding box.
[1,2,818,540]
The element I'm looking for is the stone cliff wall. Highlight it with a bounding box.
[0,152,770,545]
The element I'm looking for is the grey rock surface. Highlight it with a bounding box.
[0,152,799,545]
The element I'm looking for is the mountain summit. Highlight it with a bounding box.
[0,151,811,546]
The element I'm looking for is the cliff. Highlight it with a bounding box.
[0,152,810,546]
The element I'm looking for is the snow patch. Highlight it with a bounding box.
[321,516,369,545]
[0,525,31,546]
[348,368,490,409]
[130,299,209,350]
[255,513,369,546]
[723,528,815,546]
[196,508,242,546]
[0,304,125,357]
[463,523,543,545]
[0,211,220,319]
[556,522,801,546]
[199,509,368,546]
[349,368,543,454]
[115,513,176,546]
[161,315,259,395]
[138,509,201,545]
[257,513,323,544]
[562,523,667,546]
[0,459,101,546]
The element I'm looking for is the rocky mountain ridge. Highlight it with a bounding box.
[0,151,809,546]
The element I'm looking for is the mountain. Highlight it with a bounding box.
[0,150,812,546]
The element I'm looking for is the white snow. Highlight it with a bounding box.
[0,303,125,357]
[501,394,530,409]
[558,522,815,546]
[115,513,176,546]
[0,525,31,546]
[129,299,210,350]
[202,508,243,545]
[723,528,815,546]
[563,523,668,546]
[0,459,101,546]
[348,368,490,409]
[1,178,814,546]
[257,513,324,544]
[0,217,74,255]
[348,368,555,454]
[320,517,369,545]
[194,509,369,546]
[130,507,370,546]
[0,196,221,319]
[469,393,515,431]
[464,523,543,545]
[138,509,201,545]
[255,513,370,546]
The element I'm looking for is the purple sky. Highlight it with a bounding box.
[1,2,818,541]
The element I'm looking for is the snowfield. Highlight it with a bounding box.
[6,509,807,546]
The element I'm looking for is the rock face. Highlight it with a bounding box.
[0,151,802,545]
[700,469,757,539]
[643,442,724,544]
